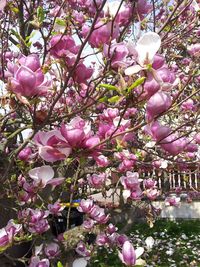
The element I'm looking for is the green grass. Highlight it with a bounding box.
[90,219,200,267]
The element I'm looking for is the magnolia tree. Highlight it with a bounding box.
[0,0,200,266]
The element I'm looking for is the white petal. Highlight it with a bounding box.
[135,258,146,266]
[123,189,131,201]
[160,160,168,169]
[135,247,144,259]
[73,258,87,267]
[145,236,155,250]
[136,32,161,65]
[38,165,54,184]
[29,167,40,180]
[125,65,143,75]
[192,0,200,11]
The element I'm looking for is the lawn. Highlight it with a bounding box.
[90,220,200,267]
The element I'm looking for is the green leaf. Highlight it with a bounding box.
[127,77,146,93]
[99,84,119,91]
[57,262,63,267]
[55,18,66,26]
[108,95,121,103]
[98,96,107,103]
[37,6,45,23]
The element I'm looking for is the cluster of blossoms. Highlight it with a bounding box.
[0,0,199,266]
[0,220,22,252]
[17,166,64,205]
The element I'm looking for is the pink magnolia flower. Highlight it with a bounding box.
[29,256,50,267]
[60,117,92,148]
[0,0,6,11]
[0,228,10,249]
[34,130,72,162]
[181,99,194,111]
[90,206,110,224]
[96,233,110,246]
[82,219,95,229]
[77,199,94,213]
[94,155,109,167]
[144,178,157,189]
[100,108,119,121]
[146,188,159,200]
[29,165,65,188]
[187,43,200,56]
[160,135,187,156]
[44,242,60,259]
[165,196,181,207]
[184,143,198,153]
[150,121,171,142]
[0,220,22,250]
[152,54,165,69]
[118,241,136,266]
[136,0,152,20]
[9,54,49,97]
[103,42,129,68]
[19,208,49,234]
[146,92,172,121]
[195,133,200,144]
[73,63,93,83]
[48,202,65,215]
[143,73,160,98]
[120,171,141,191]
[89,21,119,48]
[50,35,79,61]
[18,147,32,161]
[156,67,176,85]
[87,173,106,188]
[75,241,91,257]
[116,234,129,247]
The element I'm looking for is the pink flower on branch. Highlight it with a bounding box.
[9,54,50,97]
[29,165,65,188]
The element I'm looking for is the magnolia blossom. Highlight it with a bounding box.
[146,91,172,121]
[82,219,95,229]
[34,130,72,162]
[96,233,110,246]
[125,32,161,75]
[146,188,160,200]
[0,0,6,11]
[18,147,32,161]
[75,241,91,257]
[87,173,107,188]
[44,242,60,259]
[19,208,49,234]
[165,196,181,207]
[118,241,136,266]
[29,165,65,188]
[77,199,94,213]
[9,54,50,97]
[48,202,64,215]
[50,35,79,63]
[120,171,142,200]
[29,256,50,267]
[89,206,110,224]
[0,220,22,250]
[143,178,157,189]
[88,21,119,48]
[118,241,144,266]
